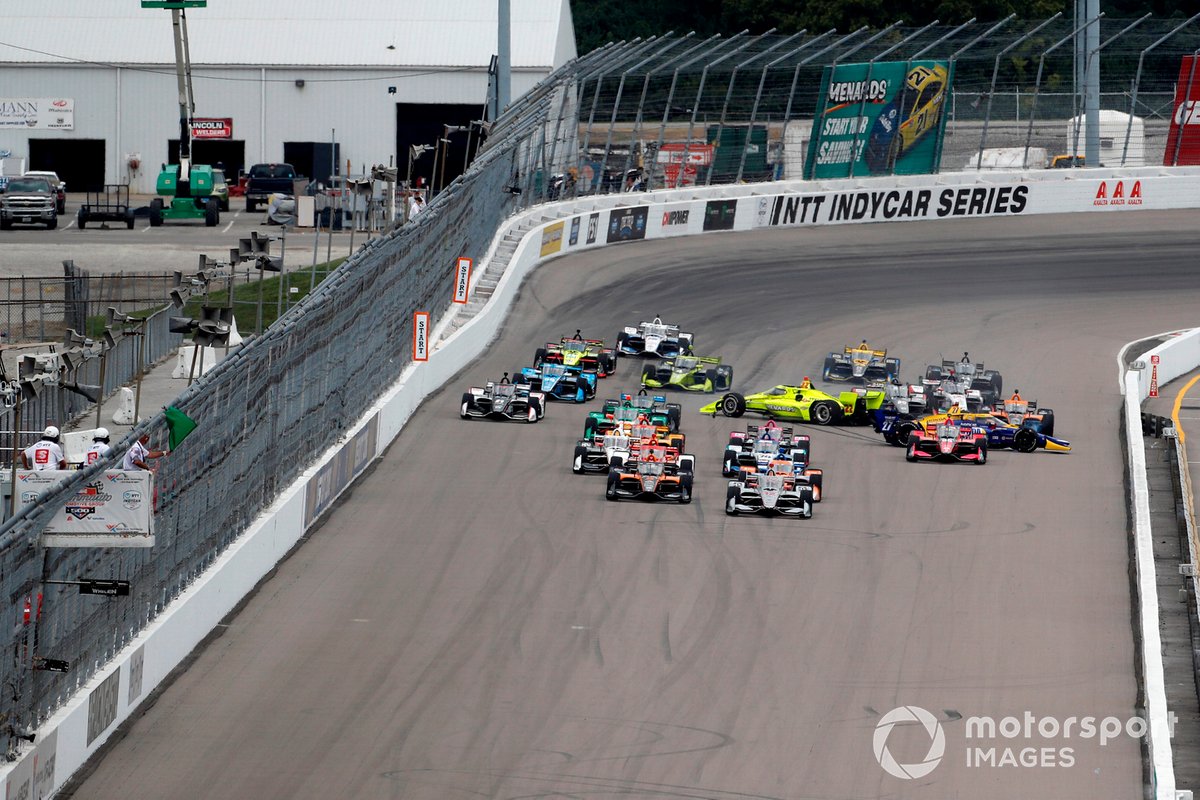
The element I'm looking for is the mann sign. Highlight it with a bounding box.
[0,98,74,130]
[1164,55,1200,165]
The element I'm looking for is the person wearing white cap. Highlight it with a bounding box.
[21,426,66,471]
[85,428,111,465]
[122,433,168,471]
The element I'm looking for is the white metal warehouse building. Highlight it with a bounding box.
[0,0,577,194]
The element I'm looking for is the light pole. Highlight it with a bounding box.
[436,125,469,196]
[107,307,148,425]
[405,144,434,223]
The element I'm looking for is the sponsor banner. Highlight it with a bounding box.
[128,645,146,704]
[755,185,1030,228]
[1092,179,1143,208]
[540,221,564,256]
[606,206,648,243]
[703,199,738,231]
[806,61,952,179]
[1164,55,1200,165]
[660,208,691,228]
[191,117,233,140]
[0,98,74,130]
[452,256,472,304]
[586,212,599,245]
[86,670,120,745]
[413,311,429,361]
[657,143,713,188]
[39,471,154,548]
[304,414,379,527]
[568,216,581,246]
[3,729,56,800]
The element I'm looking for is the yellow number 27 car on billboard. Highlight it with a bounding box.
[864,64,949,175]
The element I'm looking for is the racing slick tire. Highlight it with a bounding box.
[720,392,746,417]
[609,455,624,471]
[895,421,918,446]
[1039,410,1055,437]
[679,474,693,504]
[527,403,540,423]
[725,485,739,515]
[1014,427,1038,453]
[460,393,473,419]
[715,365,734,392]
[616,331,630,355]
[641,363,657,385]
[667,405,682,432]
[883,428,900,446]
[810,401,837,426]
[605,473,621,501]
[822,355,836,381]
[583,416,599,439]
[530,396,544,420]
[600,352,617,375]
[906,442,919,462]
[704,368,718,393]
[976,447,987,465]
[572,445,588,474]
[722,449,738,476]
[533,347,548,368]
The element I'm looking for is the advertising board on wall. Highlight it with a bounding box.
[304,414,380,527]
[805,61,952,179]
[38,471,155,548]
[0,98,74,130]
[1164,55,1200,165]
[755,184,1030,228]
[540,221,564,256]
[191,118,233,140]
[607,207,648,243]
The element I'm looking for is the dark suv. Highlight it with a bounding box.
[0,177,57,229]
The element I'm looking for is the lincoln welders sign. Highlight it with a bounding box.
[805,61,952,179]
[39,471,155,548]
[0,97,74,129]
[191,117,233,139]
[755,185,1029,228]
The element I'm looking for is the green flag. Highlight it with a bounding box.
[164,406,198,451]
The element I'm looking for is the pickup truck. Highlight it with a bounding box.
[0,176,57,229]
[244,163,297,212]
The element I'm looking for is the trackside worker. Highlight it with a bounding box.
[22,426,67,471]
[123,433,168,471]
[86,428,111,464]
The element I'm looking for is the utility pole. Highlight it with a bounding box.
[497,0,511,114]
[1082,0,1101,166]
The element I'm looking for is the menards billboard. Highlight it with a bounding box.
[805,61,953,179]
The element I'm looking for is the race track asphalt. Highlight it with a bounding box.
[67,210,1200,799]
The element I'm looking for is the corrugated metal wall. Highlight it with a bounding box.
[0,65,548,192]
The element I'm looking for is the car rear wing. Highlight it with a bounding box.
[683,356,722,366]
[846,345,888,358]
[560,336,607,348]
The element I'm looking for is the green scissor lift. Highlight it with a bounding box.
[142,1,220,227]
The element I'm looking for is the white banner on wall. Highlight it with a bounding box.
[34,470,155,548]
[0,98,74,130]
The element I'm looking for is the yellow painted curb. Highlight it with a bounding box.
[1172,374,1200,446]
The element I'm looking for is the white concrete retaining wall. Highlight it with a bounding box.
[9,166,1200,798]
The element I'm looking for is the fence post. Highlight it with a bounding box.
[977,14,1062,170]
[1023,15,1103,170]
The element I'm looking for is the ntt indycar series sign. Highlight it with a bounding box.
[755,184,1029,228]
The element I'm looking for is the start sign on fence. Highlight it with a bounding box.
[413,311,429,361]
[453,256,472,304]
[1150,363,1159,398]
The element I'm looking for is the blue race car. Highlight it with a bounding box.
[873,404,1071,453]
[516,363,596,402]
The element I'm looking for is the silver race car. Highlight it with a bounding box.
[616,316,695,358]
[460,377,544,422]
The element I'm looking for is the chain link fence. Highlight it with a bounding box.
[0,19,1197,754]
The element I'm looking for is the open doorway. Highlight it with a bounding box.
[169,139,246,181]
[395,103,481,193]
[283,142,339,186]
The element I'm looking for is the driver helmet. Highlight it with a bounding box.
[799,376,812,389]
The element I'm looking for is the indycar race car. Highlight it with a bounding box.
[575,427,695,474]
[605,445,694,503]
[875,405,1071,453]
[641,355,733,393]
[906,421,988,463]
[515,363,596,402]
[989,391,1055,436]
[924,354,1002,411]
[700,380,885,425]
[823,341,900,383]
[585,390,681,437]
[725,466,814,518]
[616,317,694,358]
[721,421,823,499]
[460,377,545,422]
[534,333,617,377]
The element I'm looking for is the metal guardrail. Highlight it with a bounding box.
[1,19,1198,754]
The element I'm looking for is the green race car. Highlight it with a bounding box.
[641,356,733,394]
[584,390,682,437]
[699,383,885,425]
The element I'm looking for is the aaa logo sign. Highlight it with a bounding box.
[1093,180,1142,207]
